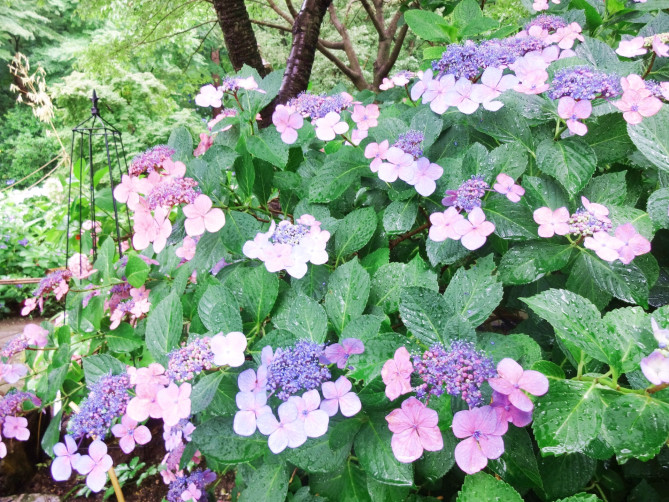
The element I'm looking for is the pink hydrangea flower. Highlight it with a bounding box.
[613,88,663,125]
[429,207,465,242]
[162,159,186,179]
[111,415,151,454]
[51,435,80,481]
[488,358,549,412]
[557,97,592,136]
[193,133,213,157]
[493,173,525,202]
[584,231,624,262]
[1,363,28,384]
[549,23,584,50]
[314,111,349,141]
[181,483,201,501]
[238,367,268,393]
[400,157,443,196]
[320,376,361,417]
[364,140,389,172]
[273,104,304,144]
[348,128,368,146]
[452,406,508,474]
[195,84,223,108]
[210,331,247,367]
[68,253,97,280]
[616,37,647,57]
[23,323,48,348]
[423,74,456,114]
[381,347,414,401]
[0,442,6,459]
[444,77,479,114]
[470,67,518,111]
[651,318,669,349]
[453,207,495,250]
[157,382,192,426]
[614,223,651,264]
[640,350,669,385]
[324,338,365,369]
[176,236,197,261]
[533,207,570,238]
[256,401,307,453]
[234,391,271,436]
[289,389,329,438]
[386,397,443,463]
[532,0,549,11]
[21,297,37,316]
[183,194,226,237]
[491,391,533,427]
[652,35,669,57]
[114,175,151,210]
[411,69,434,101]
[378,147,414,183]
[75,439,114,492]
[151,206,172,254]
[126,383,165,422]
[2,415,29,440]
[351,104,380,130]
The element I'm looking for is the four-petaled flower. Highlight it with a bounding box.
[320,376,361,417]
[314,111,349,141]
[2,415,29,440]
[157,382,192,426]
[351,104,380,130]
[234,391,272,436]
[256,401,307,453]
[533,207,570,238]
[75,439,114,493]
[381,347,414,401]
[183,194,226,237]
[386,397,443,463]
[429,207,465,242]
[453,207,495,251]
[493,173,525,202]
[323,338,365,369]
[273,104,304,144]
[487,358,549,412]
[111,415,152,454]
[557,97,592,136]
[452,406,508,474]
[616,37,647,58]
[289,389,330,438]
[640,350,669,385]
[211,331,247,367]
[51,435,81,481]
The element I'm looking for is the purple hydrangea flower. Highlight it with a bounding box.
[129,145,175,177]
[33,269,72,298]
[443,175,490,213]
[323,338,364,369]
[68,373,131,440]
[393,130,425,159]
[548,66,622,101]
[166,469,216,502]
[256,401,307,453]
[146,178,200,210]
[166,337,214,382]
[266,341,331,400]
[524,14,568,33]
[413,341,495,407]
[271,220,310,245]
[287,92,352,119]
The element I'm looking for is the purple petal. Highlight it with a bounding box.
[268,428,289,453]
[256,412,279,435]
[302,389,321,411]
[234,410,258,436]
[119,435,136,454]
[86,467,109,493]
[454,437,489,474]
[320,398,339,417]
[51,456,72,481]
[238,369,257,392]
[304,410,329,438]
[75,455,95,475]
[478,434,505,460]
[338,392,361,417]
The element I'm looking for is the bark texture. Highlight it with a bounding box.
[212,0,268,77]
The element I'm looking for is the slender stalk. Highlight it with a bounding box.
[107,465,126,502]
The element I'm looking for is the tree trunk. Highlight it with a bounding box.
[260,0,333,125]
[212,0,268,77]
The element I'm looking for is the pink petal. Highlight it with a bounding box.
[454,437,489,474]
[86,467,109,493]
[268,428,289,453]
[460,231,487,250]
[319,398,339,417]
[451,409,475,438]
[417,425,443,452]
[185,217,206,237]
[281,128,298,145]
[487,377,515,395]
[51,457,73,481]
[256,412,279,435]
[234,410,258,436]
[304,409,329,438]
[334,376,353,396]
[204,208,225,233]
[75,455,95,475]
[119,435,136,454]
[88,440,108,462]
[509,389,534,412]
[477,434,505,460]
[133,426,151,445]
[338,392,361,417]
[518,370,549,396]
[496,358,523,384]
[391,428,424,463]
[238,369,257,393]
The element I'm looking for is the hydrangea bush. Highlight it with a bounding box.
[3,0,669,500]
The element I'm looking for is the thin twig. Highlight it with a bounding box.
[389,221,429,250]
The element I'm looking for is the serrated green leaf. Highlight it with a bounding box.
[83,354,126,384]
[383,200,418,235]
[627,107,669,173]
[404,9,451,42]
[145,293,183,364]
[192,417,266,464]
[499,242,572,285]
[582,172,627,206]
[489,427,543,493]
[335,207,377,261]
[125,255,150,288]
[325,258,370,334]
[198,284,242,333]
[647,188,669,230]
[310,459,371,502]
[245,127,289,168]
[522,175,569,210]
[456,472,523,502]
[284,428,352,474]
[238,456,290,502]
[536,138,597,197]
[237,266,278,324]
[106,323,143,353]
[399,287,449,346]
[273,293,327,343]
[190,372,224,414]
[484,197,537,240]
[538,453,597,500]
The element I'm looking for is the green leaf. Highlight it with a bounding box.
[366,478,411,502]
[370,259,438,315]
[522,175,569,210]
[647,188,669,230]
[538,453,597,500]
[484,196,537,240]
[284,428,353,474]
[245,127,289,168]
[273,293,327,343]
[348,334,407,383]
[532,380,604,454]
[93,237,116,282]
[208,373,239,416]
[168,126,193,162]
[192,417,267,464]
[536,138,597,197]
[383,200,418,235]
[83,354,126,384]
[453,0,484,27]
[601,394,669,463]
[409,108,443,150]
[488,142,528,180]
[238,266,279,324]
[456,472,523,502]
[582,172,627,206]
[602,307,655,375]
[399,287,449,346]
[198,284,242,333]
[426,238,469,267]
[42,409,63,458]
[477,333,542,368]
[310,459,371,502]
[238,456,290,502]
[145,292,183,364]
[335,207,378,261]
[575,249,649,307]
[325,258,370,334]
[233,153,255,198]
[499,242,572,285]
[443,254,503,327]
[489,427,543,493]
[565,254,611,310]
[253,158,274,203]
[469,107,533,150]
[106,323,143,353]
[190,372,224,414]
[404,9,451,42]
[292,265,330,301]
[584,114,634,164]
[415,436,456,482]
[219,210,262,255]
[308,149,369,203]
[125,255,150,288]
[355,414,413,486]
[627,107,669,173]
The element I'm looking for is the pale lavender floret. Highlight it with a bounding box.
[287,92,351,120]
[166,337,214,382]
[393,130,424,159]
[166,468,216,502]
[129,145,175,177]
[1,334,29,359]
[271,220,310,245]
[568,208,612,236]
[256,401,307,453]
[0,391,40,424]
[146,178,200,210]
[234,391,271,436]
[548,66,621,101]
[163,418,196,451]
[412,341,495,407]
[524,14,568,32]
[68,373,131,440]
[266,341,331,401]
[288,389,329,437]
[443,175,490,212]
[640,350,669,386]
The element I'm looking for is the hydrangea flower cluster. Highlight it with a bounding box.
[533,197,651,264]
[640,318,669,386]
[242,215,330,279]
[166,337,215,382]
[166,469,216,502]
[412,342,496,407]
[1,324,48,384]
[233,339,363,454]
[0,391,40,459]
[194,77,263,109]
[21,269,72,316]
[429,173,524,250]
[67,373,132,440]
[365,130,444,196]
[379,70,416,90]
[106,284,151,329]
[381,347,548,473]
[129,145,176,177]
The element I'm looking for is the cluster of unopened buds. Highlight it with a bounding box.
[21,269,72,316]
[114,145,225,256]
[0,391,41,459]
[533,196,651,264]
[105,283,152,329]
[243,214,331,279]
[640,318,669,387]
[429,173,524,250]
[381,344,548,473]
[233,339,364,453]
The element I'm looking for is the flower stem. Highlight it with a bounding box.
[108,465,126,502]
